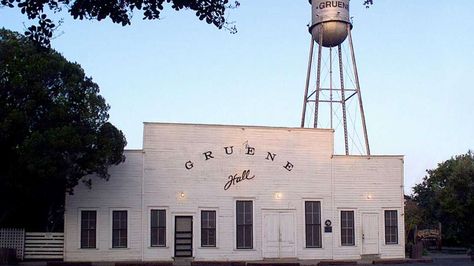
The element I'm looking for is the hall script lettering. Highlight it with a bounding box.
[224,170,255,191]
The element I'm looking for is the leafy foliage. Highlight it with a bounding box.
[0,29,127,230]
[363,0,374,7]
[1,0,240,47]
[0,0,376,48]
[404,195,423,244]
[413,151,474,246]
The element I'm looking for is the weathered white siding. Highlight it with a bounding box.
[64,123,404,262]
[332,156,405,259]
[64,150,143,262]
[142,123,334,261]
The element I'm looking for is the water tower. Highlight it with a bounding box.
[301,0,370,155]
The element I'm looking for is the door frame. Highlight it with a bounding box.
[261,209,297,258]
[361,212,380,255]
[174,215,193,258]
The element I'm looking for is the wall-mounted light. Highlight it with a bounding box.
[179,192,185,199]
[274,192,282,200]
[366,194,373,200]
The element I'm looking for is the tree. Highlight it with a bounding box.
[1,0,241,47]
[413,151,474,246]
[1,0,375,48]
[0,29,127,230]
[404,195,423,244]
[364,0,374,7]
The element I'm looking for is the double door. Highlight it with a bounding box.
[262,210,296,258]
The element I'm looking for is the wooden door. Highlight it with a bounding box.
[175,216,193,257]
[262,211,296,258]
[262,212,280,258]
[362,213,379,255]
[279,212,296,257]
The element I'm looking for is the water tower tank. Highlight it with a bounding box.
[309,0,352,47]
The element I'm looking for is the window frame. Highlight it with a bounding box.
[384,210,398,245]
[340,210,355,246]
[235,200,254,250]
[80,210,97,249]
[111,209,128,248]
[200,210,217,247]
[150,209,167,247]
[304,201,322,248]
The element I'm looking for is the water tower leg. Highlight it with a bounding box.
[329,47,333,129]
[313,28,324,128]
[301,37,315,128]
[347,24,371,155]
[338,44,349,155]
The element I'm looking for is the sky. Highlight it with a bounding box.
[2,0,474,194]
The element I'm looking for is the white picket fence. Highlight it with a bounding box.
[24,232,64,260]
[0,229,64,260]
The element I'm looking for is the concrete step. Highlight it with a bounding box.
[173,258,192,266]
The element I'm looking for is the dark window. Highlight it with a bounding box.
[236,201,253,249]
[385,210,398,244]
[80,210,96,249]
[151,210,166,247]
[201,210,216,247]
[112,210,127,248]
[341,211,355,246]
[305,201,321,248]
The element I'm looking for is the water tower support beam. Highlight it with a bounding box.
[347,24,371,155]
[329,47,333,129]
[301,36,315,128]
[338,44,349,155]
[313,28,324,128]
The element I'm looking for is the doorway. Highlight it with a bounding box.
[174,216,193,257]
[262,210,296,258]
[362,213,379,255]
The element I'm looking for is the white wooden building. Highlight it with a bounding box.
[64,122,405,262]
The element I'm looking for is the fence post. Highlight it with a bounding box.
[414,225,418,244]
[438,222,442,251]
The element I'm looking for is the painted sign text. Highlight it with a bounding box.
[224,170,255,191]
[185,144,294,172]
